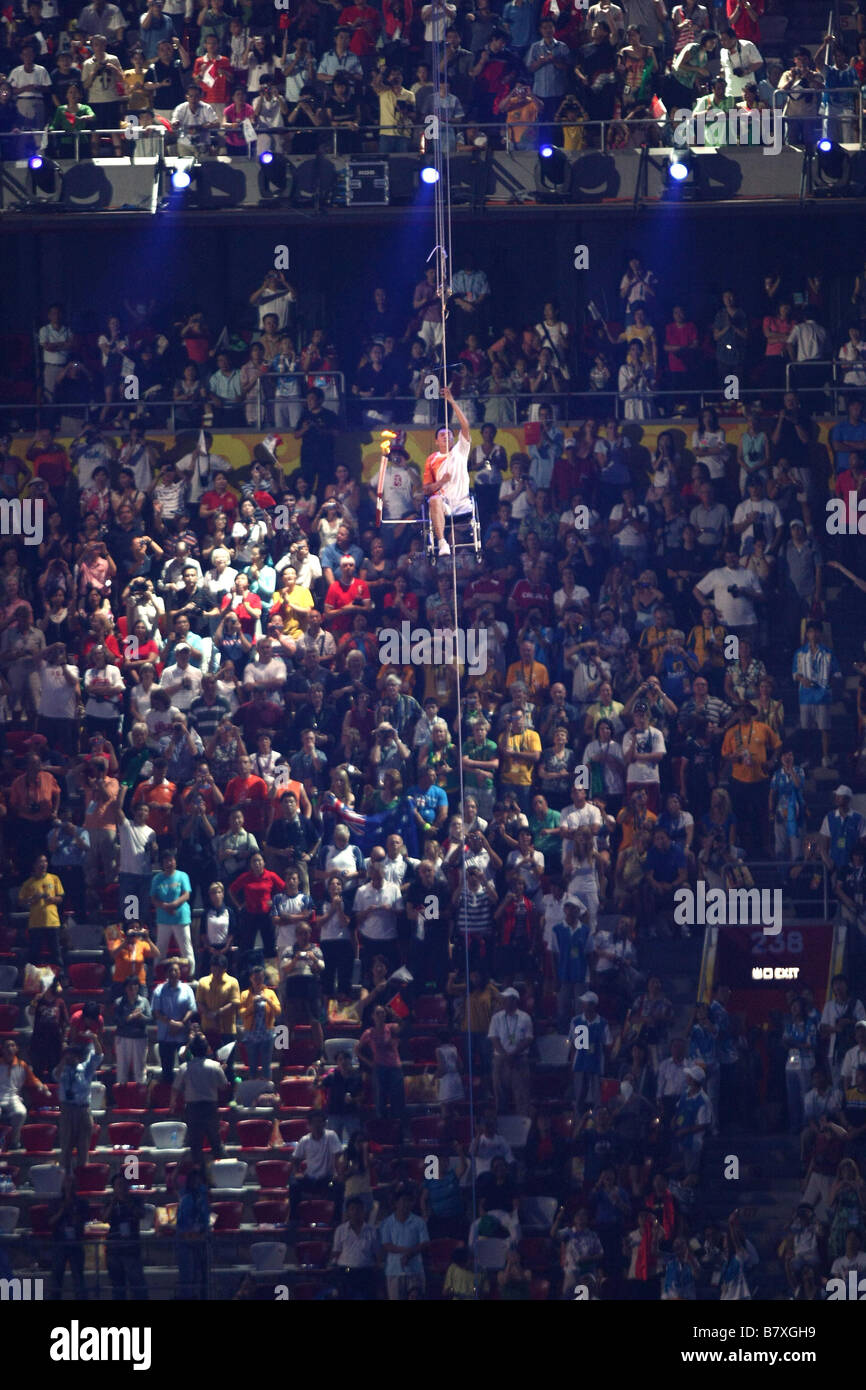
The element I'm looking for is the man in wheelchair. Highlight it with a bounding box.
[422,385,472,559]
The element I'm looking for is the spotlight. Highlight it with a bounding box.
[420,164,440,184]
[28,153,44,171]
[814,138,849,190]
[668,151,690,181]
[257,150,290,202]
[171,167,191,190]
[535,144,569,200]
[28,154,61,199]
[816,137,833,153]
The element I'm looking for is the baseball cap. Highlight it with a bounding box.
[834,785,854,798]
[684,1065,704,1082]
[501,987,520,1000]
[580,991,599,1004]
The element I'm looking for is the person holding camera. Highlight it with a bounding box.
[80,33,125,156]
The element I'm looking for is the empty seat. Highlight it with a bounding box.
[211,1159,248,1189]
[497,1116,531,1150]
[108,1122,145,1149]
[279,1078,319,1111]
[21,1123,57,1154]
[427,1237,461,1274]
[211,1201,243,1232]
[283,1033,320,1068]
[409,1116,446,1147]
[0,1003,20,1034]
[0,964,18,992]
[30,1204,53,1236]
[535,1035,570,1068]
[256,1160,290,1191]
[250,1241,287,1272]
[414,995,448,1027]
[296,1199,335,1227]
[67,962,106,994]
[475,1237,509,1271]
[406,1035,438,1066]
[278,1119,306,1146]
[518,1196,558,1231]
[111,1083,150,1115]
[518,1236,555,1272]
[128,1160,157,1190]
[90,1081,107,1114]
[295,1240,328,1268]
[75,1163,110,1193]
[148,1082,174,1114]
[252,1198,288,1226]
[29,1163,63,1196]
[140,1203,156,1233]
[0,1206,20,1232]
[236,1120,273,1151]
[150,1121,188,1150]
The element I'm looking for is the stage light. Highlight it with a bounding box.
[257,151,290,202]
[420,165,440,184]
[816,137,833,153]
[815,138,848,186]
[28,153,44,171]
[171,167,191,190]
[535,144,569,199]
[28,154,61,199]
[668,154,689,181]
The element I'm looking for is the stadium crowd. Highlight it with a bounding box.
[0,0,862,161]
[2,237,866,1301]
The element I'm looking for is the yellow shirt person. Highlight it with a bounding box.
[20,870,64,929]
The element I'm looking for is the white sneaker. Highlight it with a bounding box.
[438,538,451,556]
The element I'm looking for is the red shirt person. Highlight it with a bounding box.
[323,555,372,638]
[338,2,381,57]
[223,755,270,834]
[230,853,285,918]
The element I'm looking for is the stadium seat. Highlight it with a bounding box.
[279,1078,319,1111]
[201,1121,229,1153]
[21,1124,57,1153]
[519,1196,559,1231]
[0,964,18,992]
[235,1078,275,1109]
[108,1122,145,1149]
[283,1031,321,1068]
[0,1205,19,1235]
[211,1159,248,1189]
[322,1038,359,1063]
[535,1035,571,1068]
[410,1116,446,1147]
[253,1198,288,1226]
[278,1118,307,1145]
[75,1163,110,1193]
[30,1204,53,1236]
[67,962,106,995]
[296,1199,335,1227]
[211,1201,243,1232]
[365,1118,402,1147]
[426,1237,461,1273]
[475,1237,509,1271]
[414,995,449,1027]
[295,1240,329,1268]
[519,1236,555,1272]
[497,1116,531,1150]
[406,1035,439,1066]
[129,1161,157,1190]
[236,1119,273,1150]
[29,1163,63,1195]
[256,1159,291,1191]
[150,1121,188,1149]
[111,1083,150,1115]
[90,1082,107,1115]
[250,1241,287,1271]
[148,1082,174,1114]
[0,1003,20,1035]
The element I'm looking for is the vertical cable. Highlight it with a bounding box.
[426,10,479,1292]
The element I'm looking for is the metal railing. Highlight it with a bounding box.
[3,102,865,165]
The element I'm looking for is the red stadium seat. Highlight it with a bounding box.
[21,1124,57,1154]
[111,1083,149,1115]
[410,1116,446,1147]
[128,1160,157,1189]
[256,1159,291,1190]
[296,1199,335,1227]
[295,1240,329,1268]
[278,1118,307,1145]
[414,995,448,1027]
[427,1237,461,1274]
[519,1237,555,1272]
[75,1163,110,1193]
[406,1035,439,1066]
[108,1122,145,1149]
[236,1119,273,1150]
[201,1121,229,1152]
[67,963,106,994]
[551,1113,574,1140]
[211,1202,243,1232]
[0,1004,20,1035]
[30,1203,53,1235]
[283,1031,321,1068]
[279,1078,320,1111]
[253,1198,288,1226]
[148,1082,174,1114]
[365,1118,402,1147]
